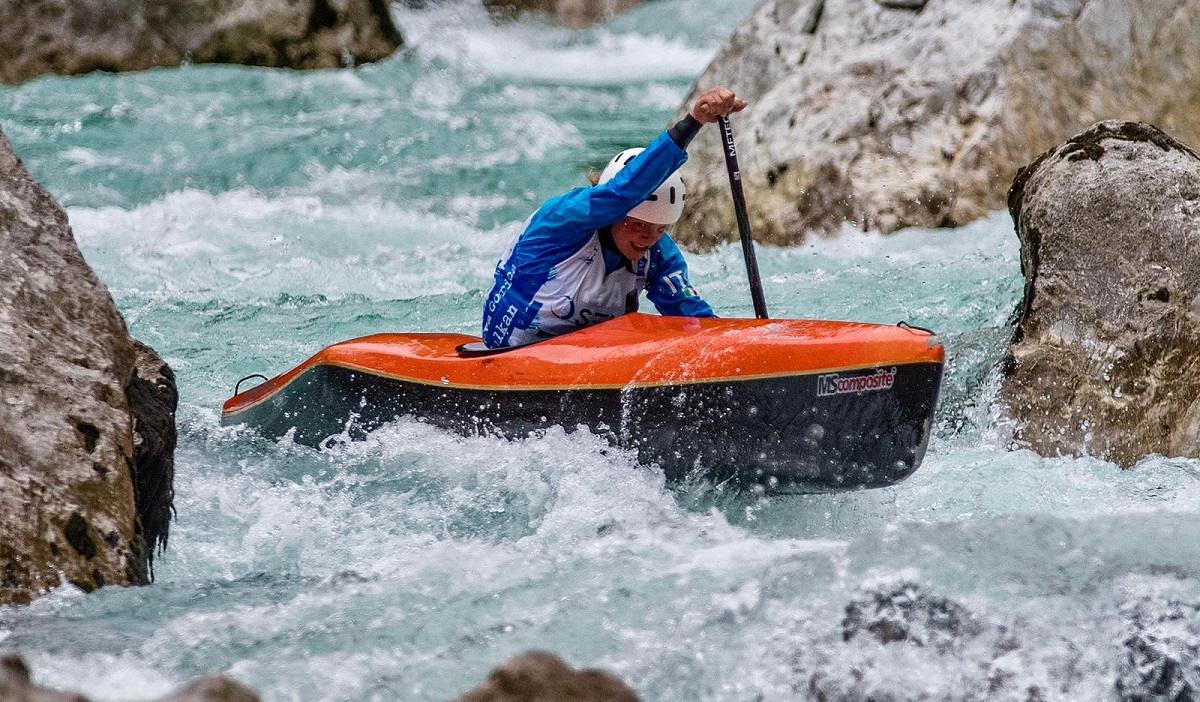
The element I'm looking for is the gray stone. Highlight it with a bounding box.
[1116,589,1200,701]
[0,0,403,85]
[0,126,175,604]
[452,651,641,702]
[673,0,1200,247]
[1001,121,1200,467]
[842,581,984,654]
[795,581,1026,701]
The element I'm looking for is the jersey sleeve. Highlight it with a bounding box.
[511,131,689,262]
[645,235,716,318]
[587,132,688,226]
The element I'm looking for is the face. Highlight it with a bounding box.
[611,217,668,260]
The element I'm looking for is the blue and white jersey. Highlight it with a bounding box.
[482,132,715,349]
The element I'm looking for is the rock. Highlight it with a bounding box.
[1001,121,1200,466]
[1116,587,1200,701]
[795,581,1028,700]
[673,0,1200,247]
[452,651,641,702]
[156,676,261,702]
[0,653,260,702]
[126,340,178,578]
[0,126,176,605]
[484,0,642,29]
[0,653,88,702]
[1120,635,1197,701]
[0,0,403,85]
[875,0,926,9]
[842,581,983,654]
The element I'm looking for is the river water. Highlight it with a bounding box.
[3,2,1200,700]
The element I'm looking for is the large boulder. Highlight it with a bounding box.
[1001,120,1200,467]
[0,0,403,85]
[674,0,1200,247]
[0,126,176,605]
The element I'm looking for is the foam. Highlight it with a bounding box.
[5,3,1200,699]
[395,2,715,85]
[66,189,515,301]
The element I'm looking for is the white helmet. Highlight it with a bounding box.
[597,148,686,225]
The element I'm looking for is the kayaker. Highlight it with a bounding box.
[481,87,748,349]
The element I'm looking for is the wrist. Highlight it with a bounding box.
[668,113,703,150]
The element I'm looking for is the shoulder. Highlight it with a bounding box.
[508,212,597,270]
[514,191,598,251]
[650,234,687,266]
[656,233,684,253]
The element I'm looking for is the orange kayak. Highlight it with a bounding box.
[222,313,944,492]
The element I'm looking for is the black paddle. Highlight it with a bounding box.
[718,116,769,320]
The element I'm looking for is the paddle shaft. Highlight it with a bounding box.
[718,117,768,319]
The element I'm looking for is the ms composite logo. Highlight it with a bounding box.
[817,367,897,397]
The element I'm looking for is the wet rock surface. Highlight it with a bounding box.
[674,0,1200,247]
[1001,120,1200,466]
[0,0,403,85]
[842,581,984,653]
[126,340,178,576]
[1117,587,1200,701]
[451,651,641,702]
[793,581,1035,701]
[0,126,176,604]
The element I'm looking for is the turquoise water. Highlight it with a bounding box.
[4,2,1200,700]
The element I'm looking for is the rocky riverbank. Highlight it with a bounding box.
[0,127,176,605]
[0,0,403,85]
[674,0,1200,247]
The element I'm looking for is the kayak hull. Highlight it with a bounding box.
[222,314,945,493]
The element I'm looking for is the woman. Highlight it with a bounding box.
[482,87,747,349]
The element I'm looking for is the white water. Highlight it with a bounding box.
[3,1,1200,700]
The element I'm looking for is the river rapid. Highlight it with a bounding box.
[3,1,1200,700]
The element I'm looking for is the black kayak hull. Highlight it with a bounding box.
[226,360,943,493]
